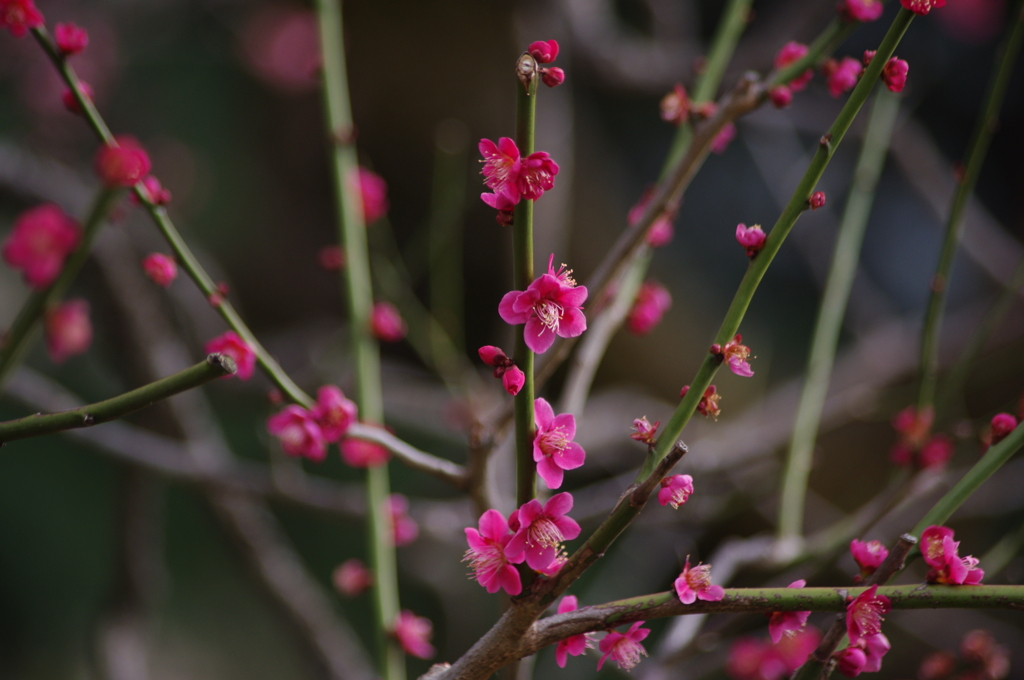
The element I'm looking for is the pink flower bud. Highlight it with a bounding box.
[478,345,509,367]
[769,85,793,108]
[838,0,884,22]
[318,245,345,271]
[268,407,326,461]
[528,39,559,64]
[54,22,89,56]
[388,494,419,546]
[355,167,388,224]
[392,610,435,659]
[630,416,660,445]
[205,331,256,380]
[340,437,390,468]
[826,57,863,97]
[141,253,177,287]
[711,122,737,154]
[809,191,826,210]
[502,365,525,396]
[1,204,81,289]
[882,57,909,93]
[541,67,565,88]
[918,433,953,469]
[850,539,888,581]
[0,0,43,37]
[836,646,868,677]
[660,84,690,125]
[990,413,1018,445]
[901,0,946,15]
[370,301,406,342]
[735,223,766,257]
[312,385,358,442]
[44,299,92,363]
[95,136,152,188]
[61,82,94,115]
[332,559,372,597]
[627,281,672,335]
[134,176,172,206]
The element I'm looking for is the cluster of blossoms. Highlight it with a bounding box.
[917,629,1009,680]
[264,384,361,463]
[889,405,953,469]
[727,628,821,680]
[836,585,892,677]
[921,525,984,585]
[528,39,565,88]
[477,345,525,396]
[823,51,909,98]
[769,41,814,109]
[499,255,587,354]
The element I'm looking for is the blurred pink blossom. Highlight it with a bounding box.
[1,203,81,289]
[44,299,92,363]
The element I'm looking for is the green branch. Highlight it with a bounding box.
[0,354,235,443]
[778,88,902,543]
[513,53,539,508]
[916,1,1024,414]
[0,187,119,388]
[313,2,400,678]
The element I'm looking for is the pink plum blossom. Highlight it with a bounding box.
[554,596,593,667]
[533,398,586,489]
[850,539,888,582]
[825,57,863,97]
[205,331,256,380]
[0,0,43,37]
[464,509,525,595]
[845,585,890,645]
[54,22,89,56]
[735,223,766,257]
[267,406,326,461]
[627,281,672,335]
[921,525,984,585]
[517,151,559,201]
[769,85,793,108]
[95,136,152,188]
[370,301,406,342]
[774,41,813,91]
[628,189,675,248]
[711,122,737,154]
[528,39,559,63]
[901,0,946,14]
[332,558,372,597]
[355,167,389,224]
[726,628,821,680]
[44,299,92,363]
[340,438,390,467]
[311,385,358,442]
[2,204,81,289]
[141,253,177,287]
[393,610,435,659]
[682,384,723,420]
[768,580,811,644]
[499,255,588,354]
[836,633,890,677]
[918,433,954,469]
[479,137,521,202]
[481,190,516,226]
[882,57,909,92]
[674,558,725,604]
[660,84,690,125]
[839,0,884,22]
[630,417,659,446]
[389,494,418,546]
[658,474,694,509]
[597,621,650,671]
[505,492,581,571]
[712,334,755,377]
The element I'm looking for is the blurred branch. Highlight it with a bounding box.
[0,354,235,443]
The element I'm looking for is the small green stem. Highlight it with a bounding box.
[513,53,539,508]
[0,354,235,443]
[642,9,915,480]
[428,126,469,356]
[314,1,401,677]
[778,88,902,543]
[0,187,119,388]
[916,0,1024,415]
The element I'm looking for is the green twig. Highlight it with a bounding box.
[916,1,1024,414]
[0,354,235,443]
[513,53,539,508]
[778,88,902,544]
[29,27,314,409]
[313,2,401,678]
[428,124,469,356]
[0,187,119,388]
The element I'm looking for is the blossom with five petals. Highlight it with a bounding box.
[463,509,525,595]
[921,525,984,585]
[505,492,581,571]
[674,558,725,604]
[768,580,811,644]
[533,398,586,489]
[499,255,588,354]
[845,585,890,645]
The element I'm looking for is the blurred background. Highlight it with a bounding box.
[1,0,1023,678]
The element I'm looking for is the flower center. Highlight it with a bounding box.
[280,423,306,449]
[527,516,564,549]
[538,428,569,457]
[611,637,646,670]
[535,300,563,332]
[686,564,712,590]
[463,541,504,579]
